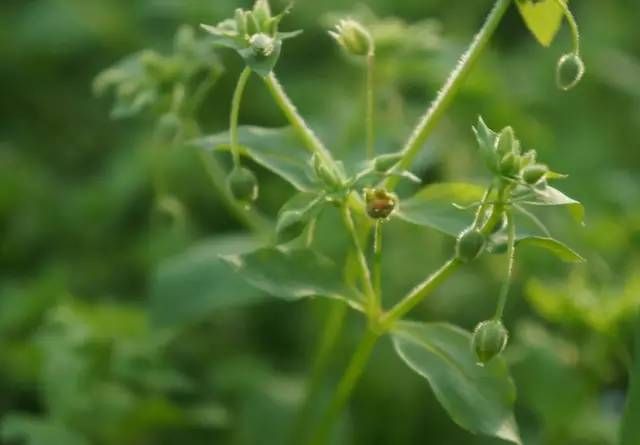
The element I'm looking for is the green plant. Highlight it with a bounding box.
[94,0,590,443]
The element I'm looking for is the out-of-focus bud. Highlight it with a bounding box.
[329,19,374,56]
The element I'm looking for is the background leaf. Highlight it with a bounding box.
[518,236,584,263]
[392,321,521,444]
[193,126,318,191]
[515,0,566,47]
[150,234,264,328]
[522,185,585,225]
[619,313,640,445]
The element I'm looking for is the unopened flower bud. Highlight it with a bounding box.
[456,228,486,263]
[227,167,259,204]
[471,319,509,365]
[329,19,373,56]
[249,33,276,57]
[364,188,397,220]
[522,163,548,185]
[496,127,515,156]
[499,152,520,177]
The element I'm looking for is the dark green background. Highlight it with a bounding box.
[1,1,639,444]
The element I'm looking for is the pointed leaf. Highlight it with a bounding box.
[515,0,566,47]
[276,192,326,243]
[396,183,485,236]
[521,185,585,225]
[518,236,585,263]
[221,247,362,310]
[193,126,318,192]
[150,234,264,328]
[392,321,521,444]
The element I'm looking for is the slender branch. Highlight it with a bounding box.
[373,221,383,308]
[263,73,339,176]
[309,329,380,445]
[553,0,581,54]
[365,53,376,159]
[386,0,512,189]
[341,205,377,314]
[230,67,252,166]
[494,211,516,319]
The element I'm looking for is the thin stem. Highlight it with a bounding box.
[230,67,252,166]
[553,0,581,54]
[341,205,377,314]
[309,329,380,445]
[386,0,512,189]
[373,221,383,308]
[472,182,495,229]
[263,73,339,176]
[289,301,348,445]
[494,211,516,319]
[365,53,375,159]
[383,258,461,328]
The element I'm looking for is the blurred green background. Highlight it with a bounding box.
[1,1,639,444]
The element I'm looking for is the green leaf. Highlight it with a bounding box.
[518,236,585,263]
[621,314,640,445]
[276,192,326,243]
[193,126,318,192]
[392,322,521,444]
[1,415,89,445]
[516,0,566,47]
[150,234,265,328]
[396,183,485,236]
[221,247,362,310]
[521,185,585,225]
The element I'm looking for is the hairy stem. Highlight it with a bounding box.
[494,211,516,319]
[373,221,383,308]
[230,67,252,166]
[366,53,376,159]
[341,205,377,314]
[309,329,380,445]
[553,0,581,54]
[386,0,512,189]
[263,73,339,176]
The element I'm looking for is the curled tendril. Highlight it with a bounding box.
[553,0,585,90]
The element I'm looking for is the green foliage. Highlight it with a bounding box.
[392,322,520,444]
[516,0,566,47]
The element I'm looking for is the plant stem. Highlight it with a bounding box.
[341,205,377,314]
[263,73,339,176]
[383,258,461,328]
[230,67,252,166]
[386,0,512,189]
[373,220,383,308]
[553,0,581,54]
[289,302,348,445]
[365,53,375,159]
[309,329,380,445]
[494,211,516,319]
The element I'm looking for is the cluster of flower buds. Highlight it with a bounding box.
[473,117,550,186]
[201,0,301,77]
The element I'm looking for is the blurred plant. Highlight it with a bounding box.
[91,0,593,444]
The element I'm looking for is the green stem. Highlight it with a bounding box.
[309,329,380,445]
[263,73,339,176]
[365,53,375,159]
[553,0,581,54]
[383,258,461,328]
[230,67,252,166]
[289,302,348,445]
[494,211,516,319]
[373,220,383,308]
[386,0,512,189]
[341,205,377,314]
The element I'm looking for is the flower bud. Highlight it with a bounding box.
[522,163,548,185]
[249,33,276,57]
[496,127,515,156]
[373,153,403,173]
[252,0,272,29]
[456,228,486,263]
[364,188,397,220]
[329,19,373,57]
[499,152,519,177]
[556,52,585,91]
[227,167,259,204]
[471,319,509,365]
